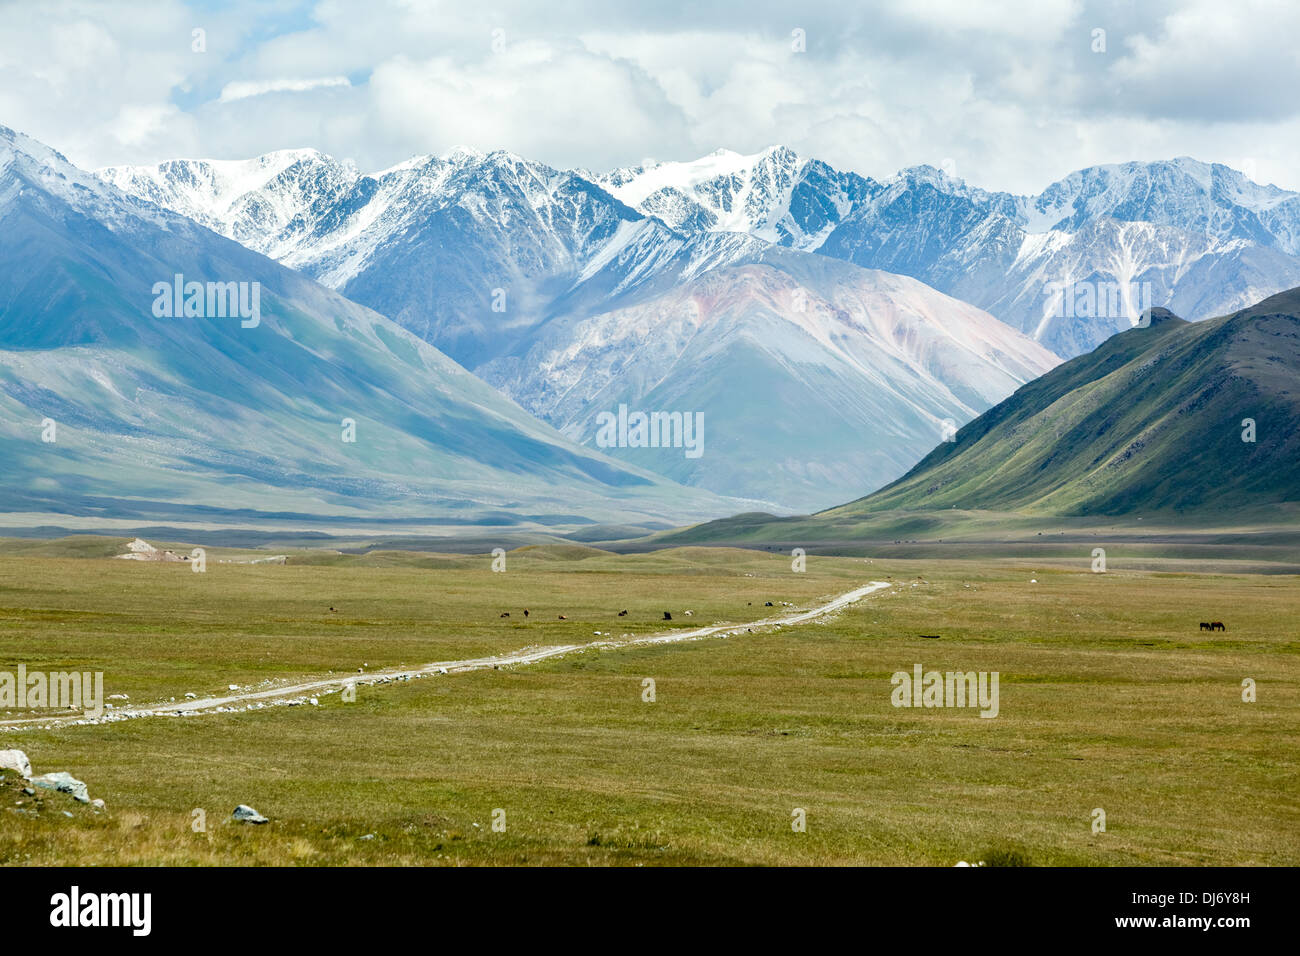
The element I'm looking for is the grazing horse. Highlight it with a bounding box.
[523,609,529,618]
[557,615,567,620]
[500,612,510,618]
[1211,621,1226,631]
[1199,622,1211,631]
[617,610,628,616]
[663,611,672,621]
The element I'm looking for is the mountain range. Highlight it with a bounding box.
[0,125,736,532]
[8,127,1295,527]
[597,148,1300,358]
[98,145,1066,508]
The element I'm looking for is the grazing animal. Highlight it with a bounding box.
[764,601,774,607]
[523,609,529,617]
[1199,622,1211,631]
[920,634,940,639]
[663,611,672,621]
[617,610,628,617]
[1211,621,1226,632]
[500,612,510,618]
[329,607,337,613]
[558,615,567,620]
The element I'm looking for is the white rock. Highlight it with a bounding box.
[0,749,32,778]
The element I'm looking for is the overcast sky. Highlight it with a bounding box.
[3,0,1299,193]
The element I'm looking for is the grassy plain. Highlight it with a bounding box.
[2,539,1296,866]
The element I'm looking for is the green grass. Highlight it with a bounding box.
[1,541,1297,865]
[0,545,864,702]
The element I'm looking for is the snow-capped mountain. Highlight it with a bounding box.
[97,147,359,262]
[104,146,1300,365]
[100,144,1063,509]
[0,125,738,531]
[598,146,875,251]
[479,250,1059,508]
[103,148,766,368]
[595,150,1300,358]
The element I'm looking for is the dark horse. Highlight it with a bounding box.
[1210,621,1226,631]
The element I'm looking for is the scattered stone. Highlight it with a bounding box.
[91,798,105,810]
[116,538,186,562]
[231,804,268,824]
[0,749,32,779]
[227,684,239,691]
[31,771,90,803]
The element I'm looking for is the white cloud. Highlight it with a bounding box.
[364,42,689,173]
[1,0,1298,194]
[218,76,352,103]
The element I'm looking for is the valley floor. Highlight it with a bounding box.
[1,544,1296,865]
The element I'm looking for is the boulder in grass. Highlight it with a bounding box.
[31,771,90,803]
[232,804,268,824]
[0,749,32,779]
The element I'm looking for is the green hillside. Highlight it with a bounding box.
[830,293,1300,517]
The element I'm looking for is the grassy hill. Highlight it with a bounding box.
[832,295,1300,516]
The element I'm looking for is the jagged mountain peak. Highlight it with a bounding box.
[593,143,871,250]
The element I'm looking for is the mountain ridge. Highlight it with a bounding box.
[102,144,1300,365]
[1,124,744,532]
[827,294,1300,516]
[98,139,1060,509]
